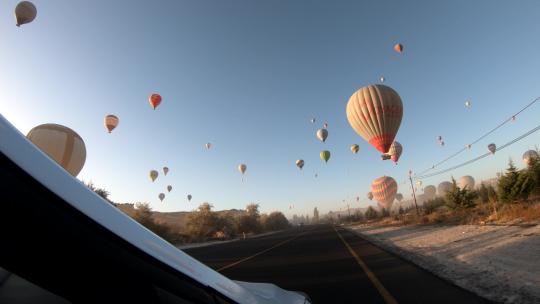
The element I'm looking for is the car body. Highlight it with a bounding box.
[0,114,310,304]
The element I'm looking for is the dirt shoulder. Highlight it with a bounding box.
[348,224,540,304]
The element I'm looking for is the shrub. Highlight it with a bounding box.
[262,212,290,231]
[498,160,534,203]
[446,178,478,210]
[364,206,378,220]
[131,202,174,243]
[423,197,446,215]
[185,203,221,239]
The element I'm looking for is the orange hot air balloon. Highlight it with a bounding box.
[149,93,162,110]
[346,85,403,153]
[394,43,403,53]
[371,176,397,210]
[104,115,119,133]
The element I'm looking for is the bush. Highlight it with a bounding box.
[262,212,289,231]
[424,197,446,214]
[498,160,535,203]
[185,203,221,239]
[381,208,390,217]
[364,206,378,220]
[446,178,478,210]
[131,202,174,243]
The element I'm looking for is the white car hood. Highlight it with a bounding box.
[234,281,309,304]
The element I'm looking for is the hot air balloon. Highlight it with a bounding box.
[159,193,165,202]
[367,192,374,201]
[296,159,304,170]
[380,76,385,83]
[437,181,453,195]
[205,143,212,150]
[488,143,496,154]
[523,150,539,165]
[323,122,328,129]
[465,101,471,108]
[238,164,247,175]
[346,84,403,153]
[395,193,403,202]
[440,141,445,146]
[437,136,443,142]
[187,194,192,202]
[466,144,472,150]
[167,185,172,192]
[104,115,119,133]
[27,123,86,176]
[424,185,436,199]
[310,118,316,123]
[149,93,162,110]
[371,176,397,210]
[416,180,423,187]
[387,141,403,163]
[316,129,328,142]
[320,150,331,163]
[393,43,403,53]
[149,170,158,182]
[459,176,475,190]
[163,167,169,176]
[15,1,36,26]
[314,173,318,178]
[351,144,360,154]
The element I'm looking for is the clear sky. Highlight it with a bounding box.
[2,0,540,217]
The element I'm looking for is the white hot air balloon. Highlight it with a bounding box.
[387,141,402,164]
[205,143,212,150]
[310,118,316,123]
[459,176,475,190]
[487,143,496,155]
[437,181,453,196]
[27,123,86,176]
[465,100,471,108]
[523,150,539,166]
[423,185,436,200]
[316,129,328,142]
[380,76,385,83]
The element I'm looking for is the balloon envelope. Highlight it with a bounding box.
[149,170,159,182]
[27,123,86,176]
[159,193,165,202]
[367,192,374,200]
[523,150,539,165]
[104,115,119,133]
[15,1,36,26]
[238,164,247,174]
[346,85,403,153]
[320,150,331,163]
[395,193,403,202]
[459,176,475,190]
[316,129,328,142]
[424,185,436,199]
[488,143,496,154]
[350,144,360,154]
[438,181,453,195]
[205,143,212,149]
[394,43,403,53]
[167,185,172,192]
[296,159,304,169]
[163,167,169,176]
[187,194,192,201]
[388,141,402,163]
[371,176,397,209]
[149,94,162,110]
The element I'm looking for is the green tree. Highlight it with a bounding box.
[424,197,446,214]
[84,181,113,205]
[364,206,378,220]
[263,212,290,231]
[186,203,220,239]
[498,160,534,203]
[446,178,478,210]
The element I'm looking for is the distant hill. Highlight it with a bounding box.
[115,203,245,232]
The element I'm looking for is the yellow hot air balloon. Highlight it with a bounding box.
[104,115,119,133]
[296,159,304,170]
[149,170,158,182]
[159,193,165,202]
[15,1,37,27]
[163,167,169,176]
[371,176,397,210]
[350,144,360,154]
[167,185,172,192]
[27,123,86,176]
[316,129,328,142]
[238,164,247,174]
[320,150,331,163]
[346,85,403,153]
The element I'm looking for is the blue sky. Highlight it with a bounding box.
[2,0,540,217]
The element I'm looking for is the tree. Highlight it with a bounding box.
[263,212,290,231]
[84,181,113,205]
[478,183,489,204]
[446,178,478,210]
[131,203,173,242]
[236,203,262,234]
[498,160,534,203]
[246,203,260,218]
[313,207,319,224]
[381,208,390,217]
[364,206,378,220]
[186,203,220,239]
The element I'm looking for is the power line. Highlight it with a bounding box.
[415,96,540,177]
[416,123,540,180]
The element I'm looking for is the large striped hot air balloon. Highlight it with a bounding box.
[104,115,119,133]
[371,176,397,209]
[346,85,403,153]
[27,123,86,176]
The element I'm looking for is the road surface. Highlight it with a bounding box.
[185,224,492,304]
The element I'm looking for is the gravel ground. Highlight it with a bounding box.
[348,224,540,304]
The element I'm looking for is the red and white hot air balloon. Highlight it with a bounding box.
[104,115,119,133]
[387,141,402,164]
[371,176,397,210]
[149,93,162,110]
[346,85,403,154]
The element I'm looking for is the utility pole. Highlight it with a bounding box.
[408,170,420,215]
[347,204,351,222]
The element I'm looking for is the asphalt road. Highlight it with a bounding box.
[185,224,492,304]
